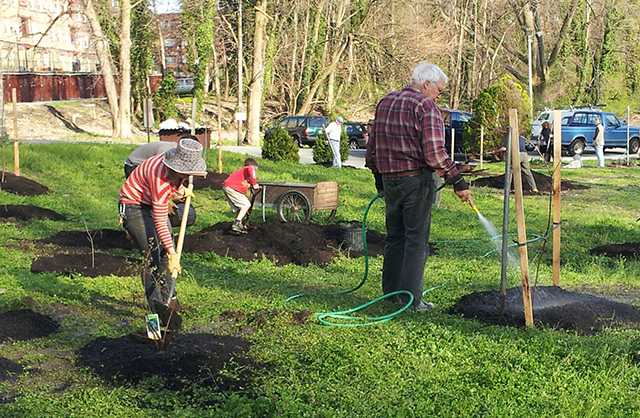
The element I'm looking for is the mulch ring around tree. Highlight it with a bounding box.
[471,171,589,194]
[449,286,640,335]
[77,332,264,391]
[0,172,51,196]
[0,205,66,221]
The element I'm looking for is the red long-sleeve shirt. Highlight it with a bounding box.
[222,165,258,195]
[119,154,183,253]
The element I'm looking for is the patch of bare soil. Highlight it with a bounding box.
[192,170,228,190]
[183,221,385,267]
[0,204,66,221]
[471,171,589,193]
[0,309,60,343]
[77,332,263,391]
[0,357,23,383]
[0,171,51,196]
[591,242,640,260]
[39,228,135,251]
[449,286,640,335]
[30,253,137,277]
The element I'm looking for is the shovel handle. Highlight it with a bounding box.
[170,175,193,280]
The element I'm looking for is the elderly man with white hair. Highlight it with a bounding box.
[365,62,473,312]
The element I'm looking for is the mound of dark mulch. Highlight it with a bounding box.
[471,171,589,193]
[0,309,60,343]
[31,253,137,277]
[591,242,640,260]
[192,170,228,191]
[0,172,50,196]
[38,229,134,251]
[182,221,386,267]
[77,333,261,390]
[0,205,66,221]
[449,286,640,335]
[0,357,23,382]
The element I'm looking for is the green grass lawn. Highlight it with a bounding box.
[1,142,640,417]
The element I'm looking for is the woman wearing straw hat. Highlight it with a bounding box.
[118,137,207,325]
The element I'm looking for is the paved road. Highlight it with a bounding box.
[221,145,367,168]
[221,145,636,169]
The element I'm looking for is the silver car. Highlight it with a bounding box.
[174,78,194,95]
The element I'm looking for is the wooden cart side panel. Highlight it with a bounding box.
[313,181,339,211]
[262,184,314,206]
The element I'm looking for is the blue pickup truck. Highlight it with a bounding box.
[561,111,640,156]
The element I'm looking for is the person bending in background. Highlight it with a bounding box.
[494,135,538,193]
[118,137,207,326]
[365,62,473,312]
[222,158,261,234]
[124,141,177,178]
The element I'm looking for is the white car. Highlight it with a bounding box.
[174,78,194,95]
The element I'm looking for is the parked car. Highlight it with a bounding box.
[269,115,330,147]
[344,122,369,149]
[530,105,602,150]
[441,109,472,156]
[174,78,194,95]
[560,110,640,155]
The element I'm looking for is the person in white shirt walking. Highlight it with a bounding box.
[325,116,344,168]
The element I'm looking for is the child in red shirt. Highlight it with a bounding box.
[222,158,260,233]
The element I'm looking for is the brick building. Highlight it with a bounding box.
[0,0,98,73]
[157,12,188,77]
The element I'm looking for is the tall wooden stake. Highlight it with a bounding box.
[509,109,533,327]
[12,88,19,176]
[552,110,562,286]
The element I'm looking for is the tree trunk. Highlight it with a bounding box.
[117,0,132,139]
[81,0,119,134]
[246,0,269,146]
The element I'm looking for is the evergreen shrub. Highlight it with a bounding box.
[262,126,300,163]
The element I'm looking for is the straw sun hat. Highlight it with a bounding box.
[163,137,207,175]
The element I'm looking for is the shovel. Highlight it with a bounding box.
[242,186,262,230]
[165,175,193,306]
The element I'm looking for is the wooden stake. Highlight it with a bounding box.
[12,88,18,176]
[480,125,484,170]
[552,110,562,286]
[509,109,534,327]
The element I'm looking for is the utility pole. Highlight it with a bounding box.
[236,0,244,146]
[526,29,533,118]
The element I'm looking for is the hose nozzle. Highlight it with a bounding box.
[468,201,480,214]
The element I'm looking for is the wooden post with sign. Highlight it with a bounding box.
[509,109,534,327]
[12,88,19,176]
[552,110,562,286]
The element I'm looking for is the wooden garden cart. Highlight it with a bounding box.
[256,180,339,224]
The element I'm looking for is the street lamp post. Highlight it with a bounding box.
[526,29,533,118]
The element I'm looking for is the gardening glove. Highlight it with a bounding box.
[166,253,182,275]
[167,200,178,216]
[182,189,195,200]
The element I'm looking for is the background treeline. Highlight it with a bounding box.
[82,0,640,139]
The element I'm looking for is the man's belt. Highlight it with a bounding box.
[382,168,427,179]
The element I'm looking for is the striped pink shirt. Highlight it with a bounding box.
[119,153,183,253]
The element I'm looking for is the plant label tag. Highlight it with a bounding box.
[145,314,161,340]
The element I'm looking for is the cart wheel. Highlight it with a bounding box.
[311,209,337,224]
[277,191,311,223]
